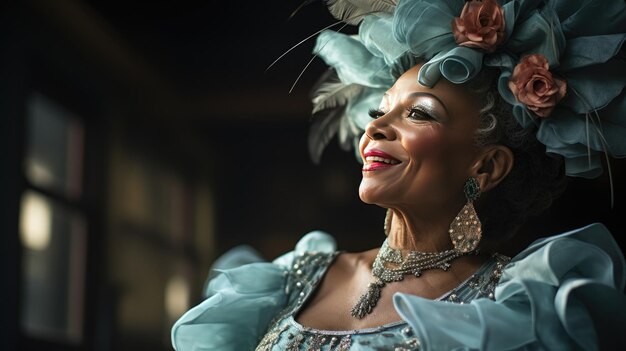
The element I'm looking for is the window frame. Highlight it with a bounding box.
[15,77,106,351]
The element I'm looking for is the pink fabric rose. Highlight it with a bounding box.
[452,0,506,53]
[508,54,567,118]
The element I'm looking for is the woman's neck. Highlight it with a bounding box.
[385,209,456,252]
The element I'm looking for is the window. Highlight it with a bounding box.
[20,93,87,344]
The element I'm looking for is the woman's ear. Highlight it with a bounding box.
[469,145,514,192]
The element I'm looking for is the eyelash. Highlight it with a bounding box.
[406,105,434,121]
[368,108,385,119]
[367,106,434,120]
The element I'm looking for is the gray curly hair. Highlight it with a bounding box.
[466,67,567,245]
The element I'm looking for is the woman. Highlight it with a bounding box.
[172,0,626,349]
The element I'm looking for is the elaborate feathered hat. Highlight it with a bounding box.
[308,0,626,180]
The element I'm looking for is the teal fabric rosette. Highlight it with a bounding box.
[171,231,337,351]
[393,223,626,350]
[310,0,626,178]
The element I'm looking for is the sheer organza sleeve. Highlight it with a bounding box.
[171,231,336,351]
[393,223,626,351]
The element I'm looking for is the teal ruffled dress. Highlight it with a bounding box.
[171,223,626,350]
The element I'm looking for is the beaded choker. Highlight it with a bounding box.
[350,240,471,319]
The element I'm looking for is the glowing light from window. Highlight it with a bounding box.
[20,192,52,250]
[27,159,55,186]
[165,275,190,320]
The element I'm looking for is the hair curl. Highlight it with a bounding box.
[465,68,567,245]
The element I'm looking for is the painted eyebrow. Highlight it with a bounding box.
[383,92,448,114]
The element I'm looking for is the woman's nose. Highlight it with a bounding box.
[364,113,397,141]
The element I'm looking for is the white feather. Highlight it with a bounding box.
[327,0,397,25]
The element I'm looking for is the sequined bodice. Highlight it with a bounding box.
[256,250,510,351]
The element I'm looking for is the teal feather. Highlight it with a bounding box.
[309,69,365,163]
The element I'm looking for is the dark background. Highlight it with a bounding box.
[1,1,624,350]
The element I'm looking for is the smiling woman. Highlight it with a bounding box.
[170,0,626,350]
[359,65,487,217]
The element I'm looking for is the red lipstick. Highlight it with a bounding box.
[362,149,401,172]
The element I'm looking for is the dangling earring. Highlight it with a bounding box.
[383,208,392,236]
[449,177,482,253]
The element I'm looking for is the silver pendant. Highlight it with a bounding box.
[350,280,385,319]
[350,240,469,319]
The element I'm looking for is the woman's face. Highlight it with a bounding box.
[358,65,483,213]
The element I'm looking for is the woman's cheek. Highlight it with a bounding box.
[403,128,447,160]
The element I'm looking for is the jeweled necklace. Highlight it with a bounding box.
[350,240,470,319]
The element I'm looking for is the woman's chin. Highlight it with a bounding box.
[358,182,389,205]
[358,182,373,204]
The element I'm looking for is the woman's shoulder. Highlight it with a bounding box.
[503,222,625,288]
[171,261,287,350]
[170,230,340,351]
[392,223,626,350]
[272,230,338,267]
[516,223,622,259]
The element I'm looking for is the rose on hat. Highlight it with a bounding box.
[451,0,506,53]
[508,54,567,118]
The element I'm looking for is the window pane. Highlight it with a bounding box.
[20,191,87,343]
[25,93,84,198]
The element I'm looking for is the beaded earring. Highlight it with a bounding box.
[383,208,392,236]
[449,177,482,253]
